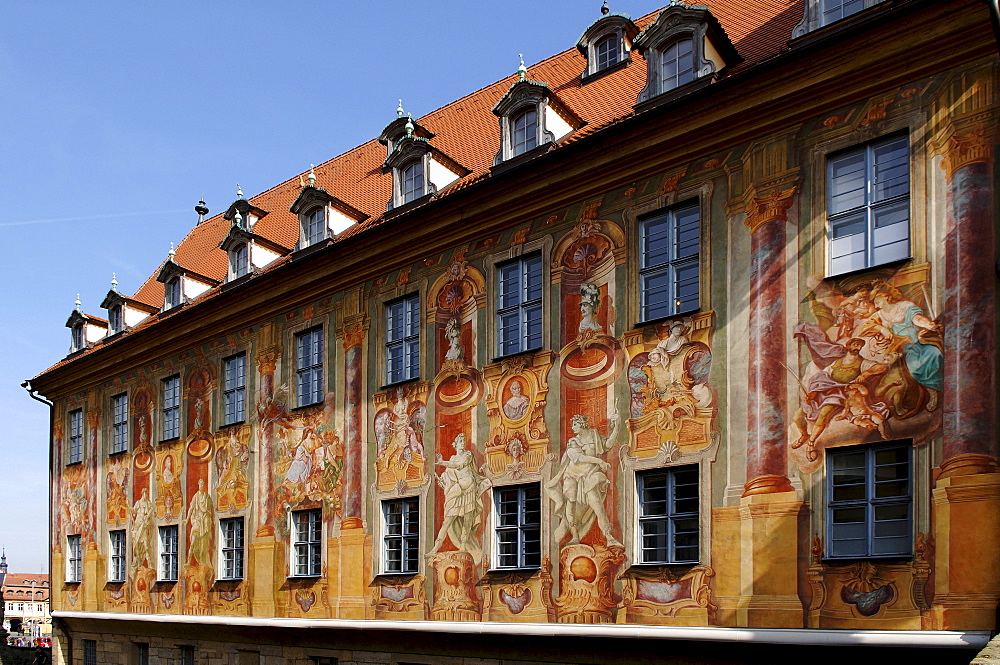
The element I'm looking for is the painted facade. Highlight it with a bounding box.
[30,1,1000,663]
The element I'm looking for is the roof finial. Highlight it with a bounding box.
[75,294,81,312]
[194,197,209,224]
[307,164,316,187]
[601,1,610,14]
[233,209,244,229]
[517,53,527,82]
[236,184,244,200]
[168,242,176,260]
[405,115,415,138]
[111,273,118,293]
[396,99,405,118]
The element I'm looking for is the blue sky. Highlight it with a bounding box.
[0,0,665,574]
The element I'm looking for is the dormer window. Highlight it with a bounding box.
[595,34,620,70]
[792,0,885,38]
[400,160,425,205]
[511,108,538,157]
[576,9,638,79]
[164,277,181,310]
[108,306,123,334]
[303,208,326,247]
[633,4,740,107]
[66,305,109,354]
[71,324,84,353]
[230,244,249,279]
[290,172,368,247]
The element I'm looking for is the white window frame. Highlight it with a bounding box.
[302,208,327,247]
[164,276,182,309]
[510,106,539,157]
[635,465,700,565]
[220,516,245,580]
[491,483,541,570]
[158,524,179,582]
[291,509,322,577]
[222,353,247,425]
[594,33,622,72]
[66,534,82,583]
[381,497,420,574]
[109,529,127,582]
[230,243,250,280]
[384,294,420,385]
[108,305,123,334]
[68,408,84,464]
[111,392,129,454]
[161,375,181,441]
[71,323,85,352]
[295,327,324,408]
[399,159,425,205]
[659,38,695,93]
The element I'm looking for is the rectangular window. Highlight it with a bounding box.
[493,484,541,569]
[637,466,700,564]
[220,517,245,580]
[295,327,324,408]
[132,642,149,665]
[828,135,910,275]
[496,254,543,357]
[83,639,97,665]
[165,276,182,309]
[222,353,247,425]
[385,295,420,385]
[179,645,196,665]
[304,208,326,247]
[71,324,85,352]
[161,375,181,441]
[230,244,250,279]
[109,306,123,334]
[382,498,419,574]
[67,534,82,583]
[111,393,129,454]
[159,525,179,581]
[68,409,83,464]
[109,529,127,582]
[639,202,700,322]
[827,443,912,559]
[292,509,322,577]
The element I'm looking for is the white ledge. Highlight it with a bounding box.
[52,611,989,650]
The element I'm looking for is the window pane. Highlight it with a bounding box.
[829,151,866,214]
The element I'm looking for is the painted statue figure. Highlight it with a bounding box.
[186,479,214,567]
[578,283,602,333]
[430,433,490,557]
[503,380,530,421]
[546,412,622,547]
[131,488,154,574]
[445,318,464,361]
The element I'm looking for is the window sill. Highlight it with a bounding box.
[490,347,544,365]
[626,561,701,570]
[287,575,322,581]
[380,376,422,392]
[158,437,180,445]
[216,577,244,583]
[580,57,630,84]
[486,566,541,575]
[384,192,435,220]
[65,461,83,467]
[291,238,333,262]
[291,401,324,412]
[635,76,714,113]
[821,554,913,565]
[825,255,913,281]
[63,581,81,586]
[108,449,129,458]
[374,571,420,581]
[219,419,246,429]
[633,307,702,330]
[491,142,553,175]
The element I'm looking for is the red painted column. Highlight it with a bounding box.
[939,123,997,476]
[340,325,366,526]
[743,187,797,496]
[254,350,277,535]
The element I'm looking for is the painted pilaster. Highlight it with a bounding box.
[249,340,279,617]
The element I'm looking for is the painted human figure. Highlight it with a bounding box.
[430,433,489,556]
[186,479,213,567]
[503,379,530,420]
[444,318,464,361]
[159,454,182,517]
[131,488,154,573]
[546,412,622,547]
[578,283,602,333]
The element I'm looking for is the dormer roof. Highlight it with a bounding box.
[223,198,269,225]
[576,12,640,55]
[65,309,107,330]
[155,259,220,287]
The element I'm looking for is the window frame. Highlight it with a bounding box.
[111,392,129,454]
[161,375,181,441]
[658,37,695,93]
[158,524,179,582]
[822,0,866,26]
[83,639,98,665]
[399,159,426,205]
[594,33,622,72]
[108,305,123,334]
[826,134,911,277]
[66,534,82,583]
[302,207,327,248]
[222,352,247,426]
[384,294,420,386]
[164,276,182,309]
[294,327,324,408]
[178,646,196,665]
[635,465,700,565]
[510,106,539,157]
[71,323,85,352]
[220,516,245,580]
[381,497,420,575]
[109,529,127,582]
[291,508,322,577]
[491,483,542,571]
[67,408,84,464]
[230,242,250,280]
[495,253,544,358]
[638,200,701,324]
[826,442,913,560]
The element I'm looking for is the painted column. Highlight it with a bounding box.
[341,325,366,525]
[743,187,797,496]
[253,348,278,535]
[250,333,279,618]
[940,122,997,474]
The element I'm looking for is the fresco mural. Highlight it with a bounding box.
[373,384,429,493]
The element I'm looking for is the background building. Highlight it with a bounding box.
[2,566,51,644]
[27,1,1000,664]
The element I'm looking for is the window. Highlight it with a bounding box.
[83,639,97,665]
[303,208,326,247]
[220,517,245,580]
[68,409,83,464]
[400,160,425,204]
[222,353,247,425]
[16,603,23,612]
[161,375,181,440]
[159,525,179,581]
[823,0,865,24]
[659,38,695,92]
[111,393,129,454]
[511,107,538,157]
[382,498,419,574]
[292,509,322,577]
[295,327,324,408]
[595,34,621,71]
[827,443,912,559]
[827,135,910,275]
[179,645,196,665]
[67,534,82,583]
[108,305,123,334]
[230,243,250,279]
[385,295,420,385]
[639,202,700,322]
[636,466,699,564]
[109,529,127,582]
[165,276,182,309]
[493,484,541,569]
[71,323,85,352]
[496,254,543,357]
[132,642,150,665]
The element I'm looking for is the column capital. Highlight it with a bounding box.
[930,117,996,180]
[337,317,369,350]
[743,186,797,234]
[254,347,278,373]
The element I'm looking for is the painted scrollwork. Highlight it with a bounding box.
[619,565,717,624]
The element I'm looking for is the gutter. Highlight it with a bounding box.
[21,380,54,629]
[986,0,1000,51]
[52,611,990,650]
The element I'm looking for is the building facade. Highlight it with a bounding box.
[29,1,1000,664]
[2,571,51,642]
